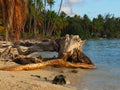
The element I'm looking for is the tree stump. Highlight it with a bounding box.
[0,34,95,71]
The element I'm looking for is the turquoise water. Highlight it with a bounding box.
[78,40,120,90]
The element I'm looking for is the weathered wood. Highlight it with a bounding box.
[0,35,95,71]
[0,58,95,71]
[56,34,85,57]
[0,46,12,58]
[21,39,58,55]
[67,48,94,65]
[12,55,42,65]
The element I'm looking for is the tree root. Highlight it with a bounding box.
[0,59,95,71]
[0,35,96,71]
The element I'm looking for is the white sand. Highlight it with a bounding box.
[0,60,83,90]
[0,70,75,90]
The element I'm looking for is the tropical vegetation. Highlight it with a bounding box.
[0,0,120,43]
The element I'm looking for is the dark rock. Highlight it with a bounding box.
[52,75,66,85]
[31,75,41,78]
[44,77,48,81]
[71,70,78,73]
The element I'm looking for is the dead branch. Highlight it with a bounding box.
[0,46,12,58]
[0,35,95,71]
[0,59,95,71]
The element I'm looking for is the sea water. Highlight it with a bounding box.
[78,40,120,90]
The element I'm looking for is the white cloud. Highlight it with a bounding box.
[61,6,80,16]
[61,6,71,14]
[61,0,101,16]
[69,0,79,4]
[60,0,102,16]
[68,0,85,5]
[61,0,85,16]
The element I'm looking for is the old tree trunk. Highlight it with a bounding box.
[0,35,95,71]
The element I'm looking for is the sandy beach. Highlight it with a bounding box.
[0,59,83,90]
[0,40,86,90]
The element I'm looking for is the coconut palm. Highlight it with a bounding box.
[47,0,63,36]
[0,0,28,44]
[47,0,54,10]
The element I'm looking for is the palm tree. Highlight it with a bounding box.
[47,0,54,10]
[0,0,28,44]
[0,0,11,42]
[27,0,44,36]
[48,0,63,36]
[46,0,54,34]
[34,0,37,36]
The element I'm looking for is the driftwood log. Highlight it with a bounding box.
[0,35,95,71]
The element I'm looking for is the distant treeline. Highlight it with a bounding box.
[61,14,120,39]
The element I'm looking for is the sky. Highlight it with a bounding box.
[53,0,120,19]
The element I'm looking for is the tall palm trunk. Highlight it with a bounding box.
[34,0,37,37]
[48,0,63,36]
[0,0,28,55]
[0,0,11,43]
[21,0,28,39]
[46,0,54,35]
[43,0,47,35]
[0,0,28,44]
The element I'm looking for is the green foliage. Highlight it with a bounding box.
[61,14,120,39]
[61,15,91,39]
[1,0,120,39]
